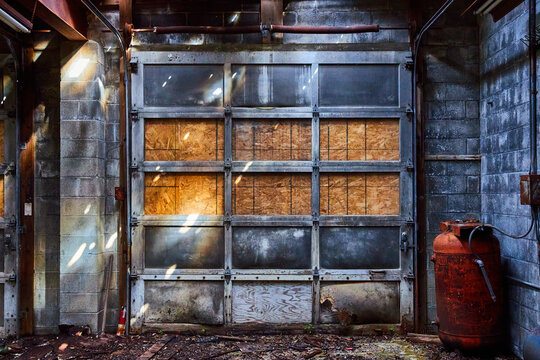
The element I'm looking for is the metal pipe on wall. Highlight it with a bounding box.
[530,0,537,175]
[78,0,133,335]
[131,24,380,34]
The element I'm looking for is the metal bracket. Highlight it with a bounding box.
[313,105,319,117]
[224,212,231,230]
[130,217,139,227]
[406,160,414,171]
[313,267,320,282]
[404,272,415,281]
[130,109,139,122]
[224,159,232,170]
[224,104,232,117]
[312,160,320,170]
[129,273,139,281]
[4,162,15,176]
[312,213,319,230]
[7,273,15,283]
[130,161,140,172]
[404,60,414,71]
[224,267,232,284]
[130,57,139,73]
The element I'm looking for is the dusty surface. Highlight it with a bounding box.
[0,332,518,360]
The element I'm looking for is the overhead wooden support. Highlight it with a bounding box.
[19,0,87,40]
[261,0,283,43]
[0,0,32,30]
[119,0,132,44]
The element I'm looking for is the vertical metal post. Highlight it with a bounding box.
[311,64,320,324]
[530,0,537,174]
[223,64,233,324]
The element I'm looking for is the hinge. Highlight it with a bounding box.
[404,272,415,281]
[405,60,414,71]
[224,104,232,117]
[129,273,139,281]
[313,267,320,282]
[224,267,231,284]
[130,57,138,73]
[406,160,414,171]
[406,105,414,117]
[130,109,139,122]
[224,212,231,229]
[4,162,15,176]
[7,273,15,283]
[130,217,139,227]
[130,161,139,172]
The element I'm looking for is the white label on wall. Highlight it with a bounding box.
[24,203,32,216]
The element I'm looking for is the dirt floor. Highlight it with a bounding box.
[0,331,518,360]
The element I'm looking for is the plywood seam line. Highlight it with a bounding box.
[78,0,133,334]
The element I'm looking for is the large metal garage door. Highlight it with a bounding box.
[129,50,414,332]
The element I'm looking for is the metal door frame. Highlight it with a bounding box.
[129,49,414,331]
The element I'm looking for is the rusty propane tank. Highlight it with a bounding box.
[432,220,504,352]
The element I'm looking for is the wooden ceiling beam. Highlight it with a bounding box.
[261,0,283,43]
[18,0,87,40]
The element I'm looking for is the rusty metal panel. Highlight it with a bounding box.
[144,281,224,324]
[145,227,224,269]
[520,174,540,205]
[232,282,312,324]
[232,227,311,269]
[232,119,311,161]
[144,65,224,107]
[319,65,399,107]
[320,282,400,324]
[231,65,311,107]
[320,227,400,269]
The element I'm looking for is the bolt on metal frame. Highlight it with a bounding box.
[129,49,414,330]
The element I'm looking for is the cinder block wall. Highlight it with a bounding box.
[421,1,481,328]
[479,2,540,357]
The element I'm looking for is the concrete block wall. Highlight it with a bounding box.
[479,2,540,357]
[33,33,61,334]
[59,41,107,331]
[421,0,482,327]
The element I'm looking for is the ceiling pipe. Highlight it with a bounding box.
[0,8,30,33]
[131,24,380,35]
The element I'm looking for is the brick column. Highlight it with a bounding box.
[59,41,106,331]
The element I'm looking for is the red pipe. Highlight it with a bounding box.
[270,24,379,33]
[131,24,380,35]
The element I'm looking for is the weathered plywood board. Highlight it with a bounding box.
[145,281,224,324]
[144,173,224,215]
[145,119,224,161]
[232,282,312,324]
[233,119,311,161]
[320,119,399,161]
[320,173,399,216]
[320,282,400,324]
[233,174,311,215]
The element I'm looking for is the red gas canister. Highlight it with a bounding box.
[432,220,504,352]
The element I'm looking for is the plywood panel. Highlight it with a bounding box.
[232,282,312,324]
[145,173,224,215]
[366,119,399,161]
[145,119,224,161]
[320,119,399,161]
[320,173,399,215]
[233,119,311,161]
[145,281,224,324]
[233,174,311,215]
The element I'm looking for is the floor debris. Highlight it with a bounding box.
[0,333,518,359]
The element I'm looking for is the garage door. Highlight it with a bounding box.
[129,50,414,331]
